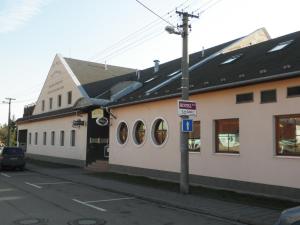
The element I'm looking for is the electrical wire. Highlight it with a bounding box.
[89,0,191,61]
[135,0,176,28]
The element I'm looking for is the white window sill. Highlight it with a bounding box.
[273,155,300,159]
[212,153,240,157]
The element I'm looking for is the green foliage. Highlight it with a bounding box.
[0,118,17,146]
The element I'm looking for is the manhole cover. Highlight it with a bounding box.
[13,218,47,225]
[68,218,106,225]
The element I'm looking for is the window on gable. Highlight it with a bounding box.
[58,95,62,107]
[220,53,243,65]
[49,98,53,110]
[42,100,45,112]
[268,40,293,52]
[67,91,72,105]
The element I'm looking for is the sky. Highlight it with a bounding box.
[0,0,299,125]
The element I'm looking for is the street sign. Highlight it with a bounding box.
[182,119,193,132]
[178,100,196,116]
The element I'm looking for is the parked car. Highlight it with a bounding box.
[0,147,26,171]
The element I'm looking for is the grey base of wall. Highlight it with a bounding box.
[109,164,300,202]
[26,153,85,168]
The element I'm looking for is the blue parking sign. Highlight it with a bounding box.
[182,119,193,132]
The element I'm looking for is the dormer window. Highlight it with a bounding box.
[268,40,293,52]
[220,53,243,65]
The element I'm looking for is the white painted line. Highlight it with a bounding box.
[0,196,24,202]
[1,173,11,178]
[25,182,42,189]
[35,181,73,185]
[72,199,107,212]
[85,197,135,204]
[0,188,14,192]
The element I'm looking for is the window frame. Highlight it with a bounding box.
[51,131,55,146]
[261,89,277,103]
[57,95,62,108]
[116,121,129,145]
[49,97,53,110]
[215,118,240,154]
[60,130,65,146]
[132,120,146,146]
[236,92,254,104]
[275,114,300,157]
[29,133,32,145]
[67,91,72,105]
[42,100,45,112]
[34,132,38,145]
[70,130,76,147]
[151,117,168,147]
[43,132,47,145]
[287,86,300,98]
[188,120,201,152]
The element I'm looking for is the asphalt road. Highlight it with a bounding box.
[0,168,246,225]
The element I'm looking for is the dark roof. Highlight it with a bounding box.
[108,30,300,108]
[64,57,135,97]
[17,107,77,124]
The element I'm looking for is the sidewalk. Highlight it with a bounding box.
[27,163,282,225]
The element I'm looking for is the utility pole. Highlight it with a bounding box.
[176,11,199,194]
[2,98,16,146]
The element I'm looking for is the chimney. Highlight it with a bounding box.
[153,60,160,73]
[202,46,205,57]
[136,69,140,80]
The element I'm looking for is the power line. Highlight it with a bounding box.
[88,0,190,61]
[135,0,176,28]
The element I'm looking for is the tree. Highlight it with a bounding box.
[0,117,17,146]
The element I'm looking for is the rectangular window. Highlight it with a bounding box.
[42,100,45,111]
[188,121,200,152]
[261,89,276,103]
[60,130,64,146]
[236,93,253,104]
[215,119,240,154]
[276,115,300,156]
[287,86,300,98]
[34,132,38,145]
[49,98,53,110]
[58,95,62,107]
[43,132,47,145]
[67,91,72,105]
[70,130,76,146]
[51,131,55,146]
[29,133,32,145]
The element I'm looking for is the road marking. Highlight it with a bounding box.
[34,181,73,185]
[0,188,14,192]
[72,199,107,212]
[25,182,42,189]
[0,196,24,201]
[1,173,11,178]
[85,197,135,204]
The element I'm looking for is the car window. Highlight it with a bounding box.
[2,148,24,155]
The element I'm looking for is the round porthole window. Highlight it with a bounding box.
[133,120,146,145]
[117,122,128,145]
[152,118,168,146]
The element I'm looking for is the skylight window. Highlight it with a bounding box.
[168,69,180,77]
[144,77,155,83]
[220,53,243,65]
[268,40,293,52]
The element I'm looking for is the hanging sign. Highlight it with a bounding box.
[92,108,103,119]
[96,117,109,126]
